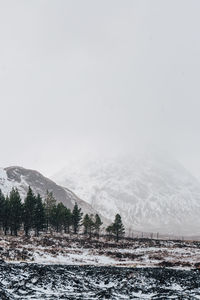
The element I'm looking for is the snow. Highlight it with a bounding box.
[0,234,200,270]
[0,167,28,199]
[52,153,200,235]
[33,250,116,266]
[1,263,199,299]
[0,166,104,224]
[0,168,17,196]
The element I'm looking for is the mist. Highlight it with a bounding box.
[0,0,200,177]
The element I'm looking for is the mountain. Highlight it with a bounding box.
[52,153,200,235]
[0,166,103,220]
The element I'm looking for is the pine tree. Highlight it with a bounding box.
[34,194,45,236]
[72,203,82,234]
[83,214,95,238]
[88,214,94,239]
[63,207,72,234]
[50,202,65,233]
[2,196,10,235]
[23,186,36,236]
[106,225,113,236]
[94,214,103,237]
[9,188,23,236]
[44,190,56,231]
[110,214,125,242]
[83,214,90,234]
[0,190,5,231]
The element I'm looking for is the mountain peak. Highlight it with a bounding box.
[52,154,200,235]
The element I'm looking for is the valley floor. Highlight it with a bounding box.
[0,234,200,269]
[1,264,200,299]
[0,235,200,299]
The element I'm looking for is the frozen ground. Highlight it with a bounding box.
[0,234,200,269]
[0,263,200,299]
[0,235,200,298]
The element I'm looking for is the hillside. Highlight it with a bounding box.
[0,166,103,221]
[53,153,200,235]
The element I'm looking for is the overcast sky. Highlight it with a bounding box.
[0,0,200,177]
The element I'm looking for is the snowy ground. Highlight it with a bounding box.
[0,235,200,299]
[0,264,200,299]
[0,234,200,269]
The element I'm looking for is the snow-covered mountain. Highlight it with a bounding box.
[0,166,102,219]
[52,153,200,235]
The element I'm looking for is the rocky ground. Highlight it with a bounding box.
[0,235,200,299]
[0,263,200,299]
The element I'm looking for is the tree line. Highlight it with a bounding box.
[0,187,125,241]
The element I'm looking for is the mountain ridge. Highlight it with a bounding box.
[52,154,200,235]
[0,166,108,225]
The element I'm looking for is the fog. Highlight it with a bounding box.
[0,0,200,177]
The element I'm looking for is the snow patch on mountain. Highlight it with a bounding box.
[0,167,25,196]
[52,153,200,235]
[0,166,104,220]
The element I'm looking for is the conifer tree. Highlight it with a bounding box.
[9,188,23,236]
[0,190,5,231]
[64,207,72,234]
[94,214,103,237]
[83,214,95,238]
[50,202,65,232]
[57,202,66,232]
[2,196,10,235]
[72,203,82,234]
[34,194,45,236]
[23,186,36,236]
[44,190,56,231]
[88,214,95,239]
[106,225,113,236]
[83,214,90,234]
[107,214,125,242]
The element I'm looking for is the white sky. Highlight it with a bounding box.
[0,0,200,178]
